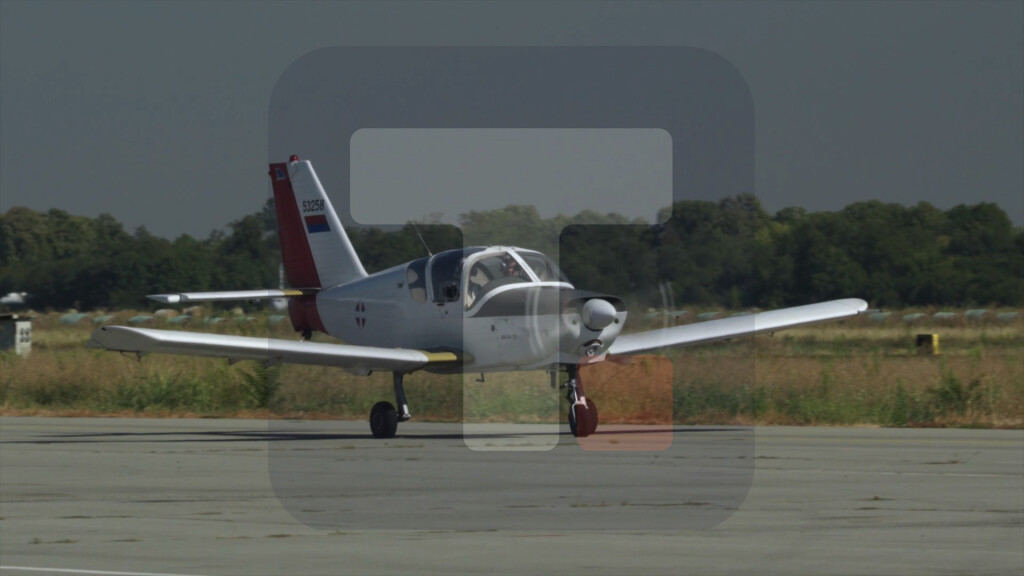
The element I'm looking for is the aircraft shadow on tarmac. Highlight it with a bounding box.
[2,426,746,444]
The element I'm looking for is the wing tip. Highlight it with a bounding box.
[846,298,870,313]
[148,294,180,304]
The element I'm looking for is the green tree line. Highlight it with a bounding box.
[1,196,1021,311]
[560,197,1023,308]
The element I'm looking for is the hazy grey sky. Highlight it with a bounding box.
[349,129,672,226]
[2,1,1021,238]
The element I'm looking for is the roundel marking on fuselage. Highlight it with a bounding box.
[354,300,367,328]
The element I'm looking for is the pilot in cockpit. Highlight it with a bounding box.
[501,254,522,278]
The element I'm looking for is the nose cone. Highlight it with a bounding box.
[581,298,617,331]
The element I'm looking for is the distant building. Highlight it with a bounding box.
[0,313,32,356]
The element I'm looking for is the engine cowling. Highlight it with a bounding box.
[559,291,627,358]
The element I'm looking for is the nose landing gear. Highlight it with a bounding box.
[565,365,599,438]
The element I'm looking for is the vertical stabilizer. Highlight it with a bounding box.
[269,157,368,289]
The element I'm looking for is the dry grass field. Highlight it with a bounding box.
[2,308,1021,428]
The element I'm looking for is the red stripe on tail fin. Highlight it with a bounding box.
[269,162,321,289]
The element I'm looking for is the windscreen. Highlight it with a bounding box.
[465,252,530,309]
[516,250,569,283]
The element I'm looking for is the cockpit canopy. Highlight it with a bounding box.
[404,247,570,308]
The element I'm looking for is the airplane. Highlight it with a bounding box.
[88,155,869,439]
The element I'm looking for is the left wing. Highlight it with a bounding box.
[608,298,868,356]
[87,326,457,373]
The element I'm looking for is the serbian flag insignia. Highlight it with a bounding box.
[304,214,330,234]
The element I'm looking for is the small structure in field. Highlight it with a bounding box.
[0,313,32,356]
[915,333,940,356]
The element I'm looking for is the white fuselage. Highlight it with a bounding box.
[315,247,627,373]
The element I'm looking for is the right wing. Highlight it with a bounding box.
[87,326,457,373]
[608,298,868,356]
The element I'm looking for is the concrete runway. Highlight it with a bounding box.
[1,417,1021,576]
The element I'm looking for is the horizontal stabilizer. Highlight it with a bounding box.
[87,326,457,372]
[608,298,868,356]
[147,289,316,304]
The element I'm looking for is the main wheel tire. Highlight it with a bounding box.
[569,403,592,438]
[370,401,399,438]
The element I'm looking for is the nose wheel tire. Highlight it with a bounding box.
[569,399,599,438]
[584,400,598,436]
[370,401,399,438]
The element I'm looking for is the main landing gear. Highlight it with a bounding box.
[369,372,411,439]
[370,369,600,439]
[565,365,599,438]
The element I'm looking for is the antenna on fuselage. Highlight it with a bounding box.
[410,223,433,257]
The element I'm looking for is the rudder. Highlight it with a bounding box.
[269,156,368,289]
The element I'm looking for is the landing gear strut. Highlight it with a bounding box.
[369,372,411,439]
[565,365,599,438]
